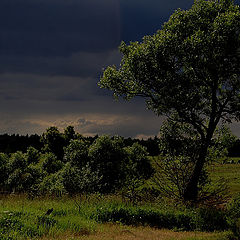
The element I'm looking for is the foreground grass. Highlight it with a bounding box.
[0,193,234,240]
[0,162,239,239]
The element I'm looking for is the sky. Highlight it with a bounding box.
[1,0,240,138]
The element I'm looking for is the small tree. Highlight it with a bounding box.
[88,135,127,193]
[41,127,65,160]
[99,0,240,201]
[152,120,230,203]
[63,139,90,167]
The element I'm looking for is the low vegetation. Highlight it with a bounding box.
[0,125,240,239]
[0,187,239,240]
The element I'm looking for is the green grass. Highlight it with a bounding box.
[209,159,240,196]
[0,161,239,239]
[0,194,97,239]
[0,193,235,240]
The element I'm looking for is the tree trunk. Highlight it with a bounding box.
[183,142,209,202]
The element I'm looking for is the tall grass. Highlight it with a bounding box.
[0,193,235,239]
[0,194,96,239]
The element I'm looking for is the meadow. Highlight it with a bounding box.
[0,160,240,240]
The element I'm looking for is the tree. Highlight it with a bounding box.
[88,135,127,193]
[64,126,76,145]
[41,127,65,160]
[63,139,90,167]
[99,0,240,201]
[152,120,229,203]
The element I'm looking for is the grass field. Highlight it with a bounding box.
[209,161,240,196]
[0,162,239,240]
[0,194,229,240]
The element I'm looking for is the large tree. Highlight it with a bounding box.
[99,0,240,201]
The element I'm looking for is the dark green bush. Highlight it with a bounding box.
[194,207,228,231]
[26,146,40,164]
[63,139,90,167]
[88,135,127,193]
[91,205,193,230]
[61,162,101,194]
[91,203,229,232]
[40,152,63,174]
[227,194,240,238]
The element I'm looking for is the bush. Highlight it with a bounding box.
[39,171,66,196]
[0,153,9,188]
[90,202,229,232]
[194,207,228,231]
[61,162,101,194]
[227,194,240,238]
[39,152,63,174]
[26,146,40,164]
[91,204,195,230]
[88,135,127,193]
[63,139,90,167]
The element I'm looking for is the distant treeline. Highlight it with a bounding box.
[0,130,239,157]
[0,130,160,156]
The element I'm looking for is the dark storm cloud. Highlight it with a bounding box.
[0,0,121,57]
[0,0,193,59]
[0,49,121,77]
[1,0,240,137]
[119,0,193,42]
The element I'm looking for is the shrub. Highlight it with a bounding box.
[39,152,63,174]
[227,194,240,237]
[88,135,127,193]
[26,146,40,164]
[0,153,9,188]
[63,139,90,167]
[61,162,101,194]
[39,171,66,196]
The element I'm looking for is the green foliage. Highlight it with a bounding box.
[0,194,238,239]
[63,139,90,167]
[227,194,240,238]
[91,203,228,232]
[0,153,9,188]
[64,125,76,144]
[26,146,40,165]
[6,152,29,192]
[125,142,152,180]
[7,151,27,172]
[41,126,65,160]
[39,171,66,196]
[61,162,101,194]
[88,135,127,193]
[36,215,57,229]
[39,152,63,174]
[0,211,41,239]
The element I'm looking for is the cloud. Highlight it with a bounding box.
[1,0,240,138]
[0,0,121,57]
[119,0,193,42]
[0,49,121,77]
[0,112,163,138]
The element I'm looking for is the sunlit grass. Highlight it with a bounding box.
[209,160,240,196]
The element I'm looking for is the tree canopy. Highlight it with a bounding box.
[99,0,240,201]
